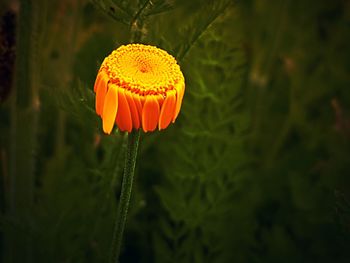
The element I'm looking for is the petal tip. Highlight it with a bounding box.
[101,84,118,134]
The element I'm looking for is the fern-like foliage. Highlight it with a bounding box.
[90,0,133,25]
[1,0,350,262]
[175,0,232,61]
[147,6,252,263]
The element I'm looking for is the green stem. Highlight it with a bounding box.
[110,130,141,263]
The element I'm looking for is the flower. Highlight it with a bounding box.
[94,44,185,134]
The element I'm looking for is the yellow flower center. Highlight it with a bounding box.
[101,44,183,96]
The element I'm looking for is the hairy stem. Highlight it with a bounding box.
[110,130,141,263]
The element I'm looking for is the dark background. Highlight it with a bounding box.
[1,0,350,262]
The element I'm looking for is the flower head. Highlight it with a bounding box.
[94,44,185,134]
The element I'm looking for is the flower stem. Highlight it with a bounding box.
[110,129,141,263]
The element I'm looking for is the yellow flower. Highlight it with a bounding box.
[94,44,185,134]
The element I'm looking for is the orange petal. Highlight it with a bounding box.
[140,95,146,107]
[93,72,101,93]
[102,84,118,134]
[159,90,176,130]
[142,95,160,132]
[95,77,108,116]
[156,94,164,108]
[133,94,143,122]
[125,90,140,129]
[173,83,185,122]
[116,88,132,132]
[94,70,107,92]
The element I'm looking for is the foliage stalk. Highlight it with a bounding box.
[110,130,141,263]
[6,0,41,262]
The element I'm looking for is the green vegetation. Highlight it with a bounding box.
[1,0,349,262]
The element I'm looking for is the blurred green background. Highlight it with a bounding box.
[1,0,350,262]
